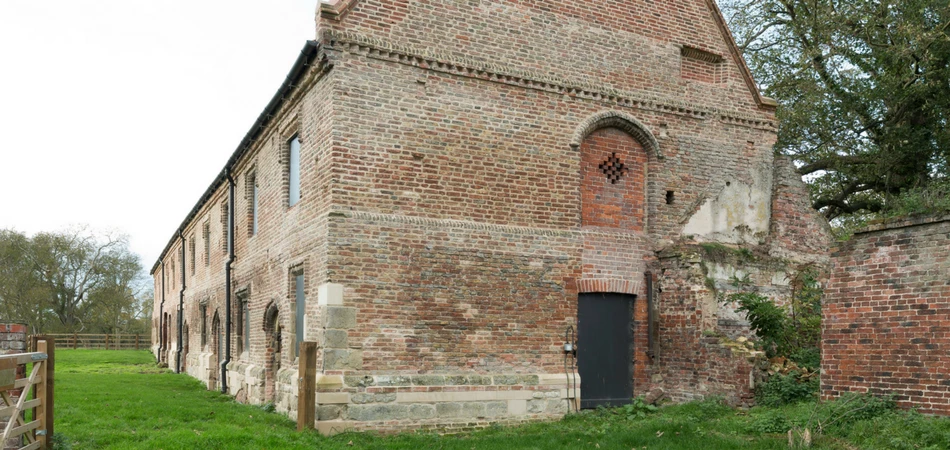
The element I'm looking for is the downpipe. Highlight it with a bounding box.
[158,260,165,363]
[176,230,185,374]
[222,170,236,393]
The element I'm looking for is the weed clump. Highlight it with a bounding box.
[755,371,819,407]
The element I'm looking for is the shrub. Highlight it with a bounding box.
[750,410,792,434]
[755,371,819,407]
[728,267,822,361]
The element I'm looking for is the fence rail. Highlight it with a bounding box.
[39,334,148,351]
[0,337,54,450]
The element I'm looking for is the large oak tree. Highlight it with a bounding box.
[723,0,950,219]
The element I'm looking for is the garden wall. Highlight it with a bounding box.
[824,214,950,414]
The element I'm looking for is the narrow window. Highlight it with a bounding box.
[288,135,301,207]
[294,273,305,356]
[200,305,207,347]
[666,191,675,205]
[220,201,228,253]
[247,171,259,236]
[189,236,196,275]
[235,296,244,355]
[203,222,210,266]
[243,298,250,354]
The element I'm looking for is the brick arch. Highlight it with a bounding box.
[577,278,641,296]
[262,300,282,402]
[570,111,661,159]
[262,301,280,332]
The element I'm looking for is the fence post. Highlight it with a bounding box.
[297,342,317,431]
[136,334,140,350]
[35,339,47,449]
[46,338,55,447]
[105,334,109,350]
[29,337,54,448]
[72,333,77,350]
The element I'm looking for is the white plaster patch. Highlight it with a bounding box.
[683,166,772,244]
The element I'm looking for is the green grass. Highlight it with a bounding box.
[49,350,950,449]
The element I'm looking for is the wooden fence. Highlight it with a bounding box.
[40,334,148,351]
[0,337,54,450]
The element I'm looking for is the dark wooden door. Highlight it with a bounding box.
[577,292,634,408]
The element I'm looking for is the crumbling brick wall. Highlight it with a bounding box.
[0,324,26,354]
[824,215,950,415]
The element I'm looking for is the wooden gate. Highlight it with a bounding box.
[577,292,634,408]
[0,337,54,450]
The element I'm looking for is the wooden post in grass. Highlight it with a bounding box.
[47,337,55,445]
[297,342,317,431]
[105,334,109,350]
[30,336,54,448]
[72,333,77,350]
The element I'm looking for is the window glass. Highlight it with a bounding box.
[252,180,259,235]
[289,136,301,206]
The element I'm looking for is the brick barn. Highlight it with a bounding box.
[151,0,831,433]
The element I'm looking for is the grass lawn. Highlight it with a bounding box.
[50,349,950,449]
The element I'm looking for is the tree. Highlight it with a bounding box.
[723,0,950,220]
[0,230,51,333]
[0,227,148,334]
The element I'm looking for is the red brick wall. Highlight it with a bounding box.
[824,216,950,415]
[0,324,26,354]
[148,0,837,426]
[328,214,580,373]
[643,254,759,406]
[320,0,763,114]
[769,156,833,262]
[581,128,646,231]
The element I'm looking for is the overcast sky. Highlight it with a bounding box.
[0,1,321,268]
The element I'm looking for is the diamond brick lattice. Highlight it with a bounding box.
[598,152,628,184]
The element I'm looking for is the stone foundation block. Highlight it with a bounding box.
[324,329,348,348]
[324,307,357,329]
[374,375,411,386]
[351,392,396,404]
[324,349,362,370]
[486,401,508,417]
[408,403,436,419]
[411,375,445,386]
[347,404,410,421]
[317,405,342,420]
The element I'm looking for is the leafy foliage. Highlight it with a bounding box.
[722,0,950,220]
[727,266,822,366]
[749,410,792,434]
[755,371,820,407]
[618,396,659,421]
[731,289,786,355]
[0,227,150,334]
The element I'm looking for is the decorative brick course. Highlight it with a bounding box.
[824,215,950,415]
